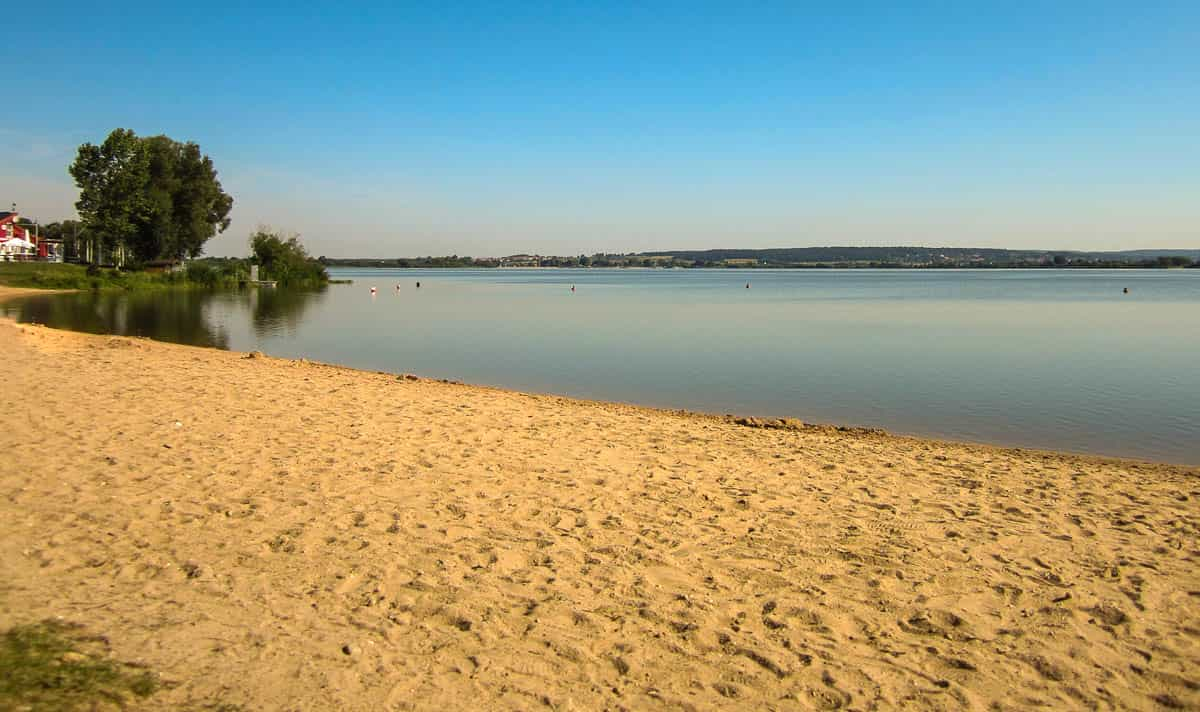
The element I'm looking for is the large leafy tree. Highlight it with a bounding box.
[69,128,147,262]
[69,128,233,263]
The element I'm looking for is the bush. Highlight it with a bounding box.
[185,262,219,287]
[249,228,330,287]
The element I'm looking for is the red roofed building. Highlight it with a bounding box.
[0,210,36,260]
[1,209,62,261]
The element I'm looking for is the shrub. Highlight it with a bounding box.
[186,262,219,287]
[249,228,330,287]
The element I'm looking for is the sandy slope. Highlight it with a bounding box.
[0,306,1196,710]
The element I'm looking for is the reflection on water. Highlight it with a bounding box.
[3,286,329,350]
[247,286,327,338]
[7,289,231,348]
[3,270,1198,464]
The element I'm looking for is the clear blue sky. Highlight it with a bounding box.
[2,1,1196,256]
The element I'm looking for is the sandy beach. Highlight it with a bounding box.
[1,292,1197,710]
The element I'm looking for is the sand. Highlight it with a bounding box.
[1,292,1197,710]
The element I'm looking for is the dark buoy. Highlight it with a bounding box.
[571,284,575,292]
[1123,287,1129,294]
[416,281,421,289]
[745,282,750,289]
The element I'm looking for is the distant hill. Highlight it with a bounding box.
[1097,249,1200,260]
[322,246,1200,269]
[638,246,1200,265]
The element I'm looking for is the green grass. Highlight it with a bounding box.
[0,263,95,289]
[0,620,159,711]
[0,262,329,291]
[0,263,177,290]
[0,262,228,291]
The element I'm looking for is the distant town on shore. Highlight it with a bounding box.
[319,246,1200,269]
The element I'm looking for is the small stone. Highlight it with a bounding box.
[1090,603,1128,626]
[341,643,358,657]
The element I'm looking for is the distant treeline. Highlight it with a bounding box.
[641,247,1200,268]
[320,247,1200,269]
[322,256,500,268]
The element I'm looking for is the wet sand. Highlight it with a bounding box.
[1,292,1197,710]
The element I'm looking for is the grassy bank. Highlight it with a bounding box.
[0,261,331,291]
[0,263,204,290]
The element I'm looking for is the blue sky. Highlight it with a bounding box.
[2,1,1197,256]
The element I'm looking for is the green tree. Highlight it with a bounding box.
[69,128,232,264]
[69,128,148,264]
[141,136,233,259]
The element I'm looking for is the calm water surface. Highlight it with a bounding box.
[6,269,1198,464]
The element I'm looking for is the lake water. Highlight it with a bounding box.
[5,268,1199,464]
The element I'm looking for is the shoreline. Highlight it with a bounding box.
[0,285,77,301]
[323,264,1200,271]
[0,286,1190,471]
[1,286,1193,470]
[1,308,1196,709]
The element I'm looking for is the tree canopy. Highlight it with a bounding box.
[69,128,233,263]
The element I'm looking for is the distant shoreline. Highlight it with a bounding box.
[312,245,1200,270]
[320,262,1200,270]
